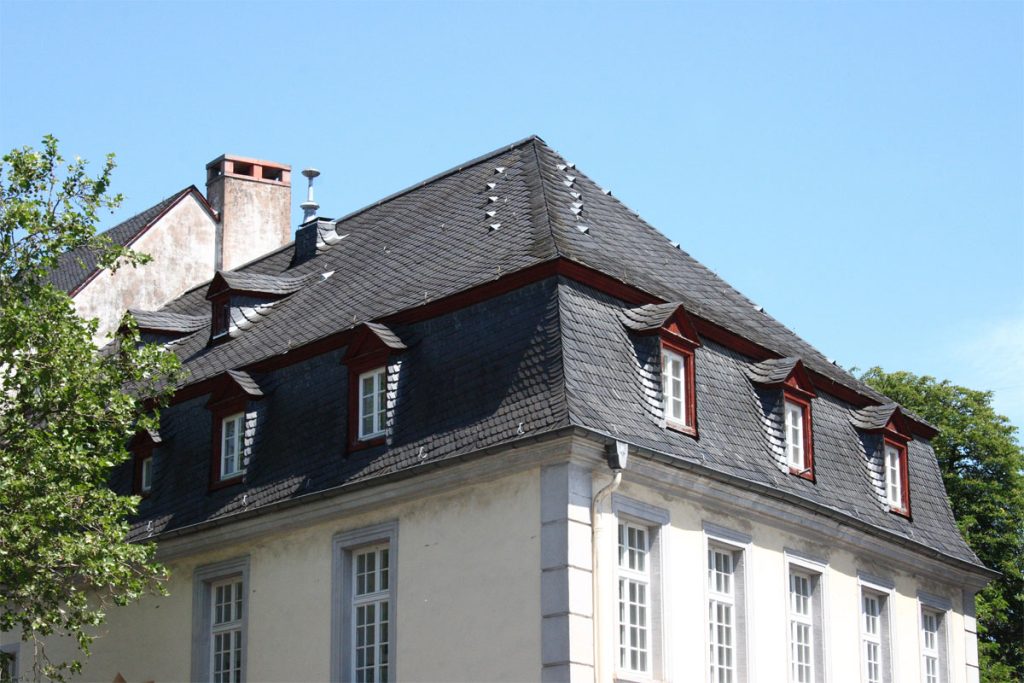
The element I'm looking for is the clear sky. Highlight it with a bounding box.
[2,1,1021,430]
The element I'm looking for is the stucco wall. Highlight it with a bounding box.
[11,466,541,683]
[207,177,291,272]
[73,196,217,344]
[593,474,971,683]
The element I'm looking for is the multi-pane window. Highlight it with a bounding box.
[921,609,941,683]
[885,443,903,509]
[861,592,885,683]
[785,400,806,471]
[0,647,17,683]
[220,413,245,479]
[352,545,391,683]
[140,455,153,493]
[661,348,688,427]
[617,522,651,675]
[358,368,387,440]
[708,547,737,683]
[211,578,244,683]
[789,572,814,683]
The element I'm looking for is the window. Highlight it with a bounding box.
[884,439,909,514]
[708,547,737,683]
[332,522,398,683]
[0,644,17,683]
[661,348,688,429]
[140,455,153,493]
[918,602,948,683]
[211,578,244,683]
[859,588,891,683]
[191,557,249,683]
[612,495,667,680]
[220,413,245,480]
[784,396,813,478]
[785,553,826,683]
[660,342,696,433]
[358,368,386,440]
[705,523,749,683]
[618,522,651,675]
[211,297,231,338]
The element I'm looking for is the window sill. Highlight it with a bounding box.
[209,474,244,491]
[665,420,697,438]
[888,506,911,519]
[788,466,815,481]
[349,435,385,452]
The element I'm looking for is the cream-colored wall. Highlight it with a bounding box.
[73,196,217,344]
[206,176,291,272]
[594,476,971,683]
[12,466,540,683]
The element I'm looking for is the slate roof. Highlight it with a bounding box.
[107,136,981,570]
[744,357,802,385]
[211,271,312,297]
[618,302,686,333]
[46,187,196,293]
[850,403,904,431]
[129,309,208,334]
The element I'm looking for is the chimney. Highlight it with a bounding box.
[206,155,291,271]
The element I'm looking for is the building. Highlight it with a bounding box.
[5,137,994,682]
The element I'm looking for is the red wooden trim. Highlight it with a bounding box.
[345,356,389,452]
[660,333,698,437]
[209,397,247,490]
[884,436,912,518]
[782,390,815,482]
[165,255,936,439]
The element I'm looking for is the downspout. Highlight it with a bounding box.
[592,441,629,683]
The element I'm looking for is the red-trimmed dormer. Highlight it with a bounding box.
[205,271,313,341]
[343,323,407,452]
[745,357,817,481]
[620,302,702,436]
[205,369,264,491]
[852,404,914,517]
[130,428,161,496]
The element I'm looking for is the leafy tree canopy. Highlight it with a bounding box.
[0,136,182,680]
[862,367,1024,682]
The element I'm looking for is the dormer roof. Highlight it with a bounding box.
[744,357,817,397]
[619,302,700,346]
[129,309,208,335]
[206,271,312,300]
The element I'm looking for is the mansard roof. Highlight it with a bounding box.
[109,136,981,572]
[46,186,209,294]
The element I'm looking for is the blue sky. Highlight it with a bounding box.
[2,1,1021,430]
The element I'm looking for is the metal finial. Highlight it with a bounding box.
[300,168,320,223]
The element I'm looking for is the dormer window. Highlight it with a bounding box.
[620,302,702,437]
[140,456,154,493]
[745,357,816,481]
[850,403,915,517]
[343,322,407,451]
[206,369,264,490]
[205,270,312,342]
[130,428,161,497]
[884,439,909,513]
[358,367,387,440]
[661,347,685,425]
[220,413,245,479]
[212,298,231,338]
[784,399,807,470]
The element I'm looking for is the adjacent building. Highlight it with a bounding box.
[6,137,995,683]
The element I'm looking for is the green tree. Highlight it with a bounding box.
[861,367,1024,682]
[0,137,181,680]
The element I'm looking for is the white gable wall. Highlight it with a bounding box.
[72,195,217,344]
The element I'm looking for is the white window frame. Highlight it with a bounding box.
[785,550,828,683]
[784,399,806,471]
[612,495,668,682]
[884,443,903,509]
[703,522,751,683]
[191,557,249,683]
[332,522,398,683]
[618,521,652,676]
[210,577,244,683]
[858,573,894,683]
[140,455,154,493]
[661,347,688,428]
[220,412,245,480]
[357,367,387,441]
[918,592,951,683]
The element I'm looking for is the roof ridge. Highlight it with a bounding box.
[527,138,560,258]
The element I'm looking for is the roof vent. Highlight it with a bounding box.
[300,168,321,223]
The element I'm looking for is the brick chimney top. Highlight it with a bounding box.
[206,155,291,186]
